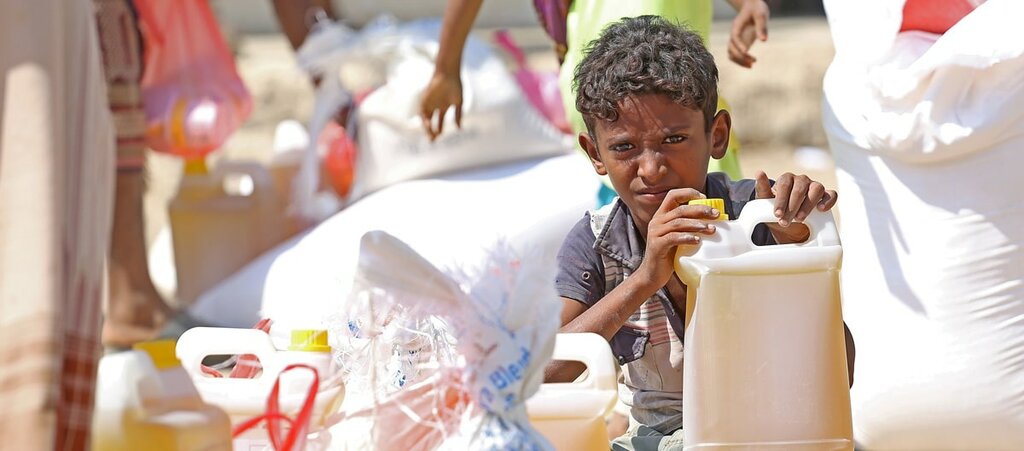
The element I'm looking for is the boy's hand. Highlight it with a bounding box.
[728,0,770,68]
[637,189,721,289]
[755,171,837,242]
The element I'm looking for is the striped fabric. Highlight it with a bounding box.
[94,0,147,170]
[0,1,115,449]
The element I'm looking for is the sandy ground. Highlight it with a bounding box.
[142,17,838,298]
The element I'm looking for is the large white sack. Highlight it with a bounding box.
[822,1,1024,449]
[286,17,571,221]
[184,154,598,333]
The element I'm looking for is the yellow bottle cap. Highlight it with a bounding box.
[288,329,331,353]
[183,158,208,175]
[688,198,729,220]
[133,340,182,370]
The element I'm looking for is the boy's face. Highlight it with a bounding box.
[580,93,730,234]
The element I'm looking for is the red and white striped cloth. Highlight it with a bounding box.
[0,0,115,449]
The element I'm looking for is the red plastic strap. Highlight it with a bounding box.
[230,363,320,451]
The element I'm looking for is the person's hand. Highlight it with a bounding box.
[728,0,770,68]
[754,171,837,242]
[420,72,463,141]
[636,189,721,289]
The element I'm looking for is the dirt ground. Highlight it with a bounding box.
[142,16,838,258]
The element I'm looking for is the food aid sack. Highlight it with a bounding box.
[822,0,1024,448]
[294,16,571,211]
[325,231,561,450]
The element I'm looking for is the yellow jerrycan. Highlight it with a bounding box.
[527,333,618,451]
[91,340,232,451]
[674,198,852,451]
[169,160,289,306]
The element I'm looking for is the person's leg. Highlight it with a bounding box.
[94,0,173,347]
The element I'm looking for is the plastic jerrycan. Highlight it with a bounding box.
[169,160,289,306]
[674,198,853,451]
[527,333,618,451]
[175,327,345,448]
[92,340,232,451]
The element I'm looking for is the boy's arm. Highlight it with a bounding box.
[545,275,663,382]
[725,0,770,68]
[545,189,719,383]
[420,0,483,141]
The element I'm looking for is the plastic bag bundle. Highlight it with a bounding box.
[328,231,561,450]
[135,0,252,160]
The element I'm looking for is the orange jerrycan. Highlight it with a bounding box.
[169,160,289,305]
[527,333,618,451]
[674,198,852,451]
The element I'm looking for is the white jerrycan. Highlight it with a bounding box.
[175,327,345,449]
[674,198,852,451]
[527,333,618,451]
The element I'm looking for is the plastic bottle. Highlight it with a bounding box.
[168,159,290,306]
[175,327,345,449]
[674,198,853,451]
[526,333,618,451]
[91,340,232,451]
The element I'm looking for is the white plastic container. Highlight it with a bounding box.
[175,327,345,450]
[674,198,852,451]
[527,333,618,451]
[91,340,232,451]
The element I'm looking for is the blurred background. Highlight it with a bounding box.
[141,0,838,281]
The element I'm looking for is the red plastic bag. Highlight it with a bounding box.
[135,0,252,160]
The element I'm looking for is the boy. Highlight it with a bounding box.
[550,16,853,450]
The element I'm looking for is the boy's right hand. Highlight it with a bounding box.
[637,188,721,289]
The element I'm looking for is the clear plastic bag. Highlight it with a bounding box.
[327,231,561,450]
[135,0,253,160]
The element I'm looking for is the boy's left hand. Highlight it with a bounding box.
[755,170,837,228]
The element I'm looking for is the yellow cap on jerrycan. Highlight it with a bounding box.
[133,340,182,370]
[689,198,729,220]
[289,329,331,353]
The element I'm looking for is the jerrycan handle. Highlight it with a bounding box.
[548,333,617,393]
[736,198,840,248]
[176,327,278,380]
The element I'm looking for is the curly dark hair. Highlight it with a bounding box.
[573,15,719,136]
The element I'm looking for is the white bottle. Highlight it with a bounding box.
[175,327,345,449]
[675,198,852,451]
[526,333,618,451]
[91,340,232,451]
